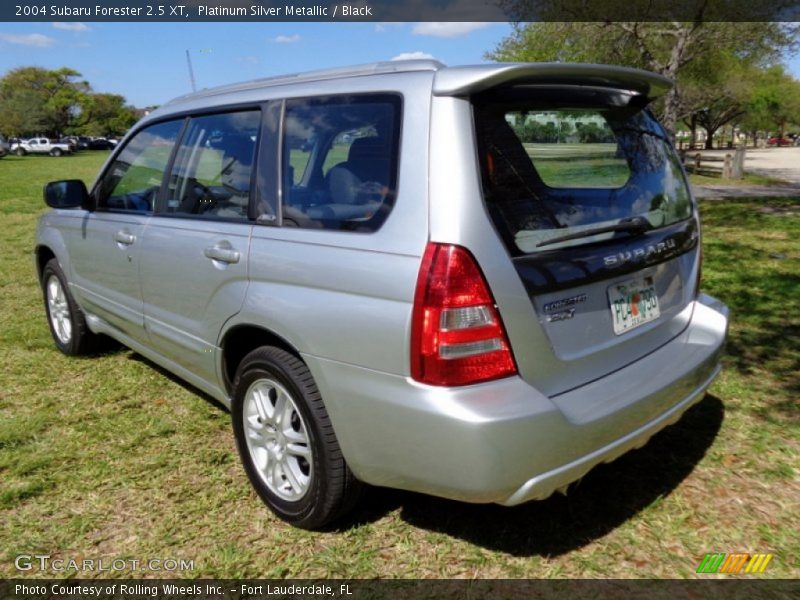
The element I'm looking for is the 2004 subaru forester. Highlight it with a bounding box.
[36,60,728,529]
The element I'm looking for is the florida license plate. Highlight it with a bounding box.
[608,277,660,335]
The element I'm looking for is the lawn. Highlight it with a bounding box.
[0,153,797,579]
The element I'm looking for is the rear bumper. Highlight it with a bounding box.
[304,293,728,505]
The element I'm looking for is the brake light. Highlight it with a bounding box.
[411,243,517,386]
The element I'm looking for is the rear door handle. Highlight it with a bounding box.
[204,245,240,264]
[114,230,136,246]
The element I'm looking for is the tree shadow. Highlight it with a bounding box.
[343,394,724,556]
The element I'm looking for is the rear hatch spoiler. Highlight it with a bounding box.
[433,63,673,101]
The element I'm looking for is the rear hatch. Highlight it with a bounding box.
[467,70,700,397]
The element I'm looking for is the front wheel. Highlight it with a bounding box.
[15,147,26,156]
[231,346,362,529]
[42,259,99,355]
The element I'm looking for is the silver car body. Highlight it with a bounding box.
[35,61,728,506]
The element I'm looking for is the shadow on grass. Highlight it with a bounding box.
[345,394,724,557]
[126,352,230,413]
[116,345,724,552]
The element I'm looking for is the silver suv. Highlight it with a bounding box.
[36,61,728,529]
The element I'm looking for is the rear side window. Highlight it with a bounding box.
[280,94,401,232]
[161,110,260,220]
[97,120,183,212]
[474,89,692,255]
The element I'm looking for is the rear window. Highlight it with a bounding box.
[474,88,692,255]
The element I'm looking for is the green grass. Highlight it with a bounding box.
[1,153,798,579]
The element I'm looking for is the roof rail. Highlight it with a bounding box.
[166,59,446,105]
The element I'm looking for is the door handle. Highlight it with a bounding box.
[204,245,240,264]
[114,230,136,246]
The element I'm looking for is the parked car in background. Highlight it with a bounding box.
[14,138,72,156]
[767,136,793,147]
[0,135,9,158]
[56,138,78,152]
[87,138,115,150]
[35,60,729,529]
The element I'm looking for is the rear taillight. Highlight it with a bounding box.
[410,243,517,386]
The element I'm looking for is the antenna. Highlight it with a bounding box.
[185,49,196,93]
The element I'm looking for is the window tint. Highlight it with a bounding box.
[161,110,260,219]
[474,90,692,255]
[280,94,401,231]
[98,120,183,212]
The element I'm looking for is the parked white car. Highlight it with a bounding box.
[14,138,72,157]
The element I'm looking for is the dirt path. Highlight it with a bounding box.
[690,147,800,198]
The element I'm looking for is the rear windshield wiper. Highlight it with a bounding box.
[536,216,652,248]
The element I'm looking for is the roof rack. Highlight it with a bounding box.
[166,59,446,105]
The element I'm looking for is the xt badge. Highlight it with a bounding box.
[543,293,586,323]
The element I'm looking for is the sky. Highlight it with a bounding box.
[0,22,514,107]
[0,21,799,108]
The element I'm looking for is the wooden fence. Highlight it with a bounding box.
[682,147,746,179]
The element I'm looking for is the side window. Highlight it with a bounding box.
[97,120,183,212]
[280,94,401,232]
[161,110,260,219]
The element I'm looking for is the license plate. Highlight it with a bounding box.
[608,277,660,335]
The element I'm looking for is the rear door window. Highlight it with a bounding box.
[474,89,692,255]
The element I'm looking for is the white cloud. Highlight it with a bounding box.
[391,51,435,61]
[273,34,301,44]
[375,22,403,33]
[0,33,56,47]
[411,22,490,38]
[52,22,90,32]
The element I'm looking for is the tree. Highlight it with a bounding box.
[487,11,798,138]
[740,65,800,140]
[75,93,138,137]
[0,87,48,137]
[0,67,88,137]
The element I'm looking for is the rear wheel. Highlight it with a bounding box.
[50,148,63,157]
[42,259,98,355]
[231,346,362,529]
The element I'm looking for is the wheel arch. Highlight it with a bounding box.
[219,324,303,396]
[35,245,58,284]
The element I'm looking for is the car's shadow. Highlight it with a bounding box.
[342,394,724,556]
[121,347,722,556]
[125,351,230,413]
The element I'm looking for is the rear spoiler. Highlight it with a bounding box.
[433,63,673,101]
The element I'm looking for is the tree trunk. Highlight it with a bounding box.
[704,127,717,149]
[661,85,680,142]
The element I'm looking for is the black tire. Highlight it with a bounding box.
[41,258,99,355]
[15,147,26,156]
[50,148,63,157]
[231,346,362,529]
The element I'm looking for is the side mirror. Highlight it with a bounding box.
[43,180,90,210]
